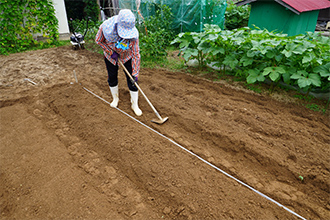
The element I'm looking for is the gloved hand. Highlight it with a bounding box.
[130,75,138,84]
[111,51,119,61]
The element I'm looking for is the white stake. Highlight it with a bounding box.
[24,78,37,85]
[73,70,78,83]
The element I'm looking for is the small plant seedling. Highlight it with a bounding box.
[298,175,304,182]
[306,104,321,112]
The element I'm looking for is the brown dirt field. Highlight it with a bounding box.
[0,46,329,220]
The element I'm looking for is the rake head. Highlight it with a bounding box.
[151,117,168,125]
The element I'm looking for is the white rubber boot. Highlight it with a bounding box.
[130,90,142,116]
[109,85,119,108]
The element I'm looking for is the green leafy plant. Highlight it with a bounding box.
[171,24,222,68]
[82,0,99,21]
[225,0,250,30]
[138,4,175,61]
[172,26,330,95]
[0,0,59,55]
[294,94,313,101]
[306,104,322,112]
[246,84,262,93]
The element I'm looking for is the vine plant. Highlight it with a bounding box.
[0,0,59,55]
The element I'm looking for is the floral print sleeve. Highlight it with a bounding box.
[131,39,140,78]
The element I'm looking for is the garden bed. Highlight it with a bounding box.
[0,46,329,219]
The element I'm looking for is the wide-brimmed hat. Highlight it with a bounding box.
[117,9,138,39]
[102,15,120,42]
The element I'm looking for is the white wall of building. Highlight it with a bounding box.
[52,0,70,38]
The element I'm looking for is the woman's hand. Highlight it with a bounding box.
[111,51,119,61]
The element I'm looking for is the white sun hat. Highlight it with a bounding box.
[102,15,120,42]
[117,9,139,39]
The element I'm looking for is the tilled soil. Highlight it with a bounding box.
[0,46,329,220]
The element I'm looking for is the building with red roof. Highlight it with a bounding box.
[236,0,330,35]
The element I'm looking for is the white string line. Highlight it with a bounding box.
[82,86,307,220]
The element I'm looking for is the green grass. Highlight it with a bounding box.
[246,84,262,93]
[2,39,71,55]
[294,94,314,102]
[305,104,322,112]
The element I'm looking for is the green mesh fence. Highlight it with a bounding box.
[118,0,227,32]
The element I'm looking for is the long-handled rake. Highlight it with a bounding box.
[118,60,168,125]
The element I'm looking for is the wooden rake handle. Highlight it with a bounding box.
[118,60,164,121]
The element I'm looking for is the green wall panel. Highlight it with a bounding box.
[248,1,319,36]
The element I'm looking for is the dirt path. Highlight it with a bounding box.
[0,46,329,220]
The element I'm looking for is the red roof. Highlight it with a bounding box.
[281,0,330,13]
[237,0,330,14]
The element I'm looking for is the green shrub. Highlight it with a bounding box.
[138,4,175,60]
[82,0,99,22]
[225,0,250,30]
[172,26,330,94]
[0,0,59,55]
